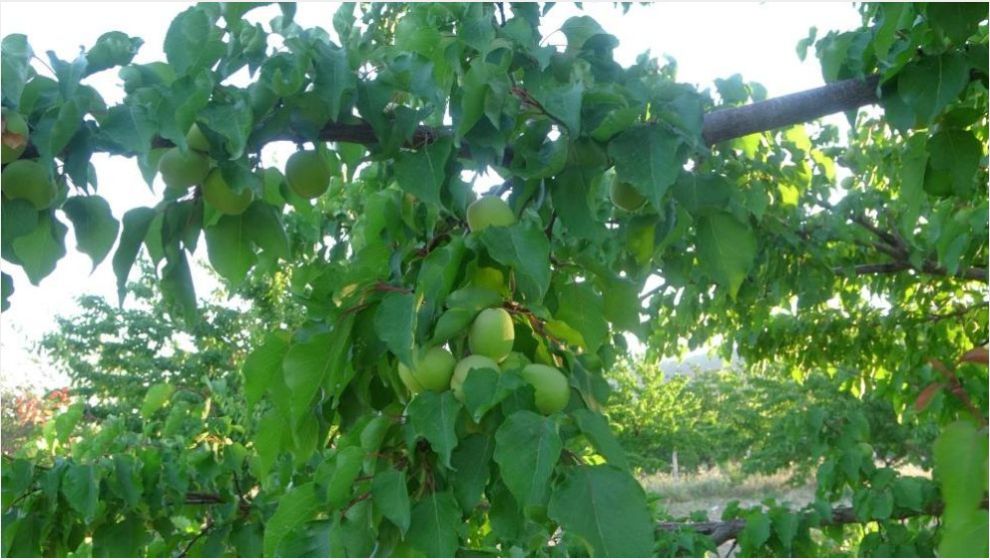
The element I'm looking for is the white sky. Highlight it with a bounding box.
[0,2,861,390]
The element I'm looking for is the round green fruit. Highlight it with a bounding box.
[286,150,332,199]
[610,181,646,211]
[1,160,56,210]
[520,364,570,415]
[469,308,515,362]
[158,147,210,191]
[451,355,500,402]
[2,111,29,164]
[203,169,254,215]
[398,346,456,394]
[499,351,530,372]
[186,123,211,153]
[466,196,515,232]
[472,267,506,294]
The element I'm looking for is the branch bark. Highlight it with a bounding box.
[700,75,880,144]
[838,262,989,283]
[657,498,988,547]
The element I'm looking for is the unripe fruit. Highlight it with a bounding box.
[469,308,514,362]
[1,160,56,209]
[203,169,254,216]
[158,147,210,191]
[186,123,211,153]
[499,351,530,372]
[451,355,500,402]
[466,196,515,232]
[286,150,332,199]
[610,181,646,211]
[472,267,506,294]
[520,364,570,414]
[398,346,456,394]
[2,111,29,164]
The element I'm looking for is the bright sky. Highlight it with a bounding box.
[0,2,861,390]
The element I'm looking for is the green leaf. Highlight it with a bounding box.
[672,173,733,216]
[738,511,772,551]
[12,213,67,285]
[696,212,757,298]
[327,446,364,509]
[896,53,969,124]
[547,465,655,557]
[253,409,286,478]
[205,213,256,285]
[925,129,981,197]
[463,369,526,422]
[200,94,254,159]
[1,273,12,312]
[770,508,799,550]
[407,391,462,469]
[494,411,562,510]
[927,3,987,44]
[1,34,33,106]
[608,125,684,210]
[109,455,142,510]
[479,220,551,303]
[54,403,84,442]
[242,332,290,409]
[555,282,607,353]
[935,420,989,515]
[394,138,452,207]
[112,207,156,305]
[263,482,321,557]
[92,516,146,557]
[312,42,355,122]
[84,32,143,76]
[283,322,352,425]
[62,464,99,522]
[534,81,584,135]
[164,7,225,76]
[551,167,605,240]
[572,409,629,471]
[62,196,119,270]
[375,292,418,367]
[140,383,174,419]
[450,434,494,512]
[372,467,411,535]
[49,98,83,156]
[406,491,461,557]
[160,250,197,323]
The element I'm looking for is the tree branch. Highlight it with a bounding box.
[657,498,987,547]
[838,262,989,283]
[701,75,880,145]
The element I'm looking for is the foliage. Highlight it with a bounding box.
[1,2,987,557]
[607,361,938,477]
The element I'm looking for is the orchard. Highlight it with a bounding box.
[1,2,988,558]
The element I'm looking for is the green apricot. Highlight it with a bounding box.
[1,160,56,210]
[451,355,500,402]
[468,308,514,362]
[158,147,210,191]
[186,123,211,153]
[203,169,254,215]
[2,111,29,164]
[466,196,515,232]
[286,150,332,199]
[610,180,646,211]
[520,364,570,415]
[398,346,457,394]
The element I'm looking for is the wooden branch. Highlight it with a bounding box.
[657,498,988,547]
[701,75,880,145]
[838,262,989,283]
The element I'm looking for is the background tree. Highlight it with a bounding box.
[1,2,987,558]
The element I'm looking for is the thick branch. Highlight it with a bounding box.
[657,498,987,547]
[701,75,880,144]
[839,262,989,283]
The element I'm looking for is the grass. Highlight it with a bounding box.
[639,465,816,519]
[639,463,932,520]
